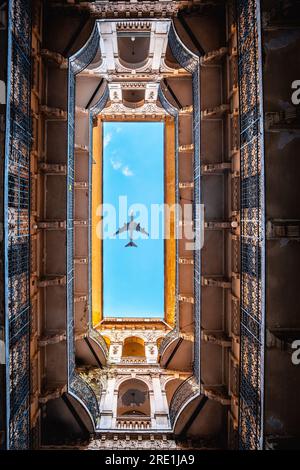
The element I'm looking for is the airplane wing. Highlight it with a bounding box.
[135,223,149,237]
[114,223,128,235]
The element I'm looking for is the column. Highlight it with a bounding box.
[151,373,169,429]
[99,372,117,429]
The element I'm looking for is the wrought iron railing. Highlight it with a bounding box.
[69,22,100,73]
[89,84,109,117]
[158,328,179,357]
[4,0,32,450]
[169,376,199,427]
[67,67,75,378]
[70,373,100,425]
[237,0,265,450]
[89,328,109,359]
[231,295,241,337]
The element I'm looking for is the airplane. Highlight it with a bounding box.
[114,211,149,247]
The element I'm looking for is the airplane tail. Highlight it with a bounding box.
[125,241,137,248]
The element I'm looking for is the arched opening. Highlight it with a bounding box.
[102,336,111,349]
[164,43,181,70]
[165,378,185,406]
[117,34,150,69]
[122,89,145,108]
[122,336,145,357]
[117,378,150,418]
[156,337,164,350]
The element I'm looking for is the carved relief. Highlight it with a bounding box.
[87,2,182,18]
[77,367,106,400]
[86,436,178,450]
[102,102,165,116]
[101,328,166,344]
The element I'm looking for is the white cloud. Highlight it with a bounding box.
[110,159,134,177]
[104,132,112,148]
[122,166,134,177]
[106,128,133,176]
[110,158,122,170]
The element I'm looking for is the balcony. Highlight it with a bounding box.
[169,376,200,428]
[159,329,193,371]
[75,329,109,368]
[120,357,147,365]
[89,329,109,364]
[159,328,179,358]
[69,373,100,429]
[116,416,151,430]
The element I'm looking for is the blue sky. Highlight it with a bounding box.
[103,121,164,318]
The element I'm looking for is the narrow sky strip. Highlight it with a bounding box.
[103,121,164,318]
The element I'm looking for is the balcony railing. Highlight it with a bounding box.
[169,376,200,427]
[5,0,32,450]
[231,294,240,337]
[70,373,100,427]
[120,356,147,364]
[89,328,109,359]
[116,416,151,430]
[237,0,265,450]
[158,328,179,357]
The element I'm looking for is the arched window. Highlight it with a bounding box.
[122,336,145,357]
[117,379,150,417]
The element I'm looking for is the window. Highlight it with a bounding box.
[122,337,145,357]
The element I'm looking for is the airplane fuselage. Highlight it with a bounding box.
[114,212,148,247]
[128,217,135,241]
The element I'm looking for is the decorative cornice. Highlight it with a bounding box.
[85,1,187,18]
[102,101,166,116]
[116,21,152,31]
